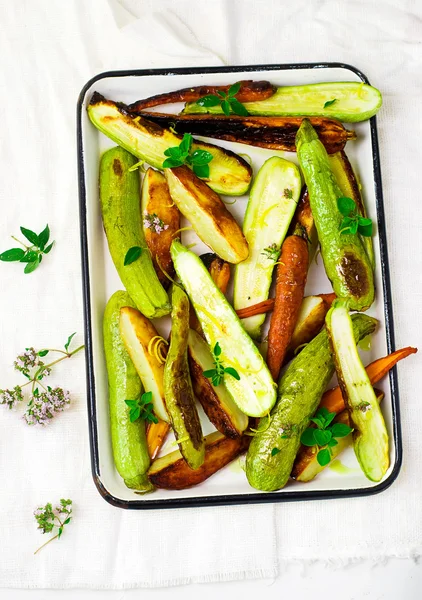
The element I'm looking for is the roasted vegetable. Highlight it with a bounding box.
[141,168,180,286]
[234,157,301,339]
[99,147,170,318]
[188,329,249,438]
[319,346,417,415]
[171,240,276,418]
[292,389,384,482]
[164,284,205,469]
[286,295,330,359]
[328,150,375,270]
[127,80,276,111]
[326,300,389,482]
[296,119,374,311]
[148,431,250,490]
[267,227,309,381]
[165,166,248,264]
[119,306,169,422]
[184,81,383,123]
[289,187,318,263]
[235,298,275,319]
[147,419,171,460]
[245,313,377,492]
[103,292,153,492]
[88,93,252,196]
[137,113,356,155]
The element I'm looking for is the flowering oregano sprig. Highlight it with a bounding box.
[143,212,169,234]
[34,499,72,554]
[0,332,84,425]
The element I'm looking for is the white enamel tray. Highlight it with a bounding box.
[77,63,400,509]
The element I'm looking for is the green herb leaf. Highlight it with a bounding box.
[224,367,240,380]
[37,225,50,250]
[217,90,226,98]
[38,350,49,357]
[190,149,213,166]
[63,517,71,525]
[43,242,54,254]
[179,133,193,155]
[228,81,242,97]
[192,163,210,179]
[323,410,337,428]
[331,422,353,438]
[271,447,280,456]
[221,99,231,116]
[197,94,221,107]
[203,369,217,378]
[324,99,337,108]
[57,526,63,539]
[229,98,249,116]
[328,438,339,447]
[64,332,76,352]
[20,250,39,263]
[337,197,356,217]
[314,428,332,447]
[213,342,222,357]
[163,157,184,169]
[0,248,25,261]
[164,146,182,158]
[124,246,143,266]
[358,219,373,237]
[317,448,332,466]
[24,257,40,274]
[20,226,39,246]
[301,428,317,447]
[310,417,324,429]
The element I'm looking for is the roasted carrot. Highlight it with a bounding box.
[266,227,309,381]
[147,420,171,460]
[127,80,276,112]
[318,292,336,308]
[319,346,418,414]
[236,298,275,319]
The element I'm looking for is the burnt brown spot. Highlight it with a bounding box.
[112,159,123,176]
[340,252,370,297]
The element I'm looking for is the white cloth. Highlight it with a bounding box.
[0,0,421,589]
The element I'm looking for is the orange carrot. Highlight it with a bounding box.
[319,346,418,414]
[236,298,275,319]
[147,420,171,460]
[267,228,309,381]
[317,292,336,308]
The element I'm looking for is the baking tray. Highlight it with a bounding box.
[77,62,401,509]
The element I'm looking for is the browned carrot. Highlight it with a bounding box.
[127,80,276,112]
[319,346,418,414]
[318,292,336,308]
[266,227,309,381]
[236,298,275,319]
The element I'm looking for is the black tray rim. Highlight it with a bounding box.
[76,61,401,510]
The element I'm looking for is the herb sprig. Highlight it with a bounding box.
[197,82,249,116]
[261,243,281,262]
[300,407,353,466]
[124,246,143,266]
[202,342,240,387]
[324,98,337,108]
[125,391,158,424]
[337,197,373,237]
[0,332,84,425]
[162,133,213,178]
[34,499,72,554]
[0,224,54,273]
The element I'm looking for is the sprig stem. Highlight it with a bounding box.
[34,533,60,555]
[11,236,29,250]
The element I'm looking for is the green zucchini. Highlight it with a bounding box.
[245,313,377,491]
[171,240,276,418]
[183,82,382,123]
[326,300,389,482]
[89,93,252,196]
[296,120,374,311]
[100,146,170,319]
[164,284,205,469]
[233,157,302,339]
[103,291,154,492]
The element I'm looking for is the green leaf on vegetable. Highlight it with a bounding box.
[125,391,158,424]
[271,447,280,456]
[196,82,249,116]
[324,99,337,108]
[317,448,332,466]
[124,246,143,266]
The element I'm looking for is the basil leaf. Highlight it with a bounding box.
[331,422,353,438]
[0,248,25,261]
[37,224,50,250]
[229,98,249,116]
[224,367,240,380]
[124,246,143,266]
[314,428,332,447]
[228,81,241,97]
[192,164,210,179]
[221,99,231,116]
[20,226,39,246]
[317,448,331,466]
[197,94,221,107]
[300,428,317,447]
[337,197,356,217]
